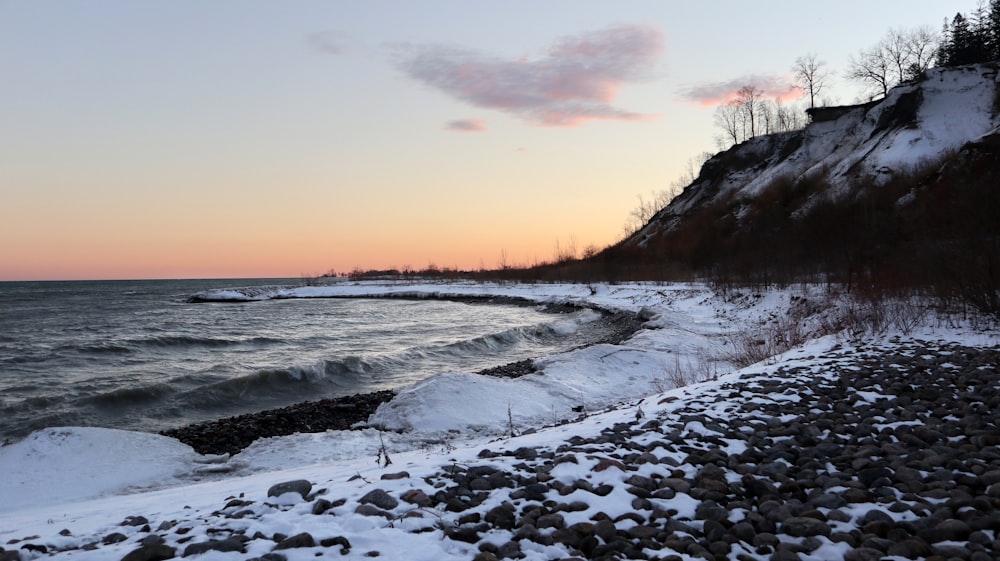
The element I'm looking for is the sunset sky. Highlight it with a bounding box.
[0,1,970,281]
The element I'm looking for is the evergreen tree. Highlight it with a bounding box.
[948,13,981,65]
[990,0,1000,59]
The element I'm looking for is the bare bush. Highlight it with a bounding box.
[659,354,720,389]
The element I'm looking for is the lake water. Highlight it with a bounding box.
[0,279,605,441]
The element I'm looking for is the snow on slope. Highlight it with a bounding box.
[640,63,1000,240]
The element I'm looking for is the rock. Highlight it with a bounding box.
[925,518,972,543]
[536,513,565,530]
[122,516,150,527]
[273,532,316,550]
[104,532,129,545]
[485,504,516,530]
[319,536,352,552]
[354,505,393,519]
[400,489,432,507]
[843,547,884,561]
[594,519,617,542]
[182,538,246,557]
[886,538,931,559]
[267,480,312,499]
[626,525,659,540]
[380,471,410,480]
[312,498,334,515]
[120,543,177,561]
[695,500,728,522]
[359,489,399,510]
[445,527,481,544]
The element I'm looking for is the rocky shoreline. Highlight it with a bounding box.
[14,339,999,561]
[162,305,645,456]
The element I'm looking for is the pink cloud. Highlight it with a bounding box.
[445,119,488,132]
[397,24,664,127]
[682,75,802,107]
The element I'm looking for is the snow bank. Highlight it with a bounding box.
[0,427,199,514]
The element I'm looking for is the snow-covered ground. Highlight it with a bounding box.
[1,281,996,561]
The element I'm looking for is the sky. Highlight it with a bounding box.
[0,1,974,281]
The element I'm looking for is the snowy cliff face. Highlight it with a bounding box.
[631,63,1000,246]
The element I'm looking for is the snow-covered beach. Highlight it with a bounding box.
[2,281,998,561]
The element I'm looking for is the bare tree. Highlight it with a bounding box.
[714,102,743,146]
[735,85,764,138]
[774,98,805,132]
[848,26,942,99]
[902,25,941,78]
[847,43,894,99]
[792,53,831,108]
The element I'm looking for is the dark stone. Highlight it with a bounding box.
[354,505,393,519]
[445,527,481,544]
[925,519,972,543]
[380,471,410,480]
[267,480,312,499]
[626,525,659,540]
[312,499,333,515]
[359,489,398,510]
[695,500,728,522]
[536,514,565,529]
[183,538,246,557]
[730,521,756,544]
[858,467,892,487]
[120,543,177,561]
[843,547,884,561]
[400,489,432,507]
[273,532,316,550]
[594,520,617,542]
[886,538,932,559]
[521,483,549,501]
[319,536,351,552]
[104,533,129,545]
[808,493,847,509]
[485,504,516,530]
[122,516,150,527]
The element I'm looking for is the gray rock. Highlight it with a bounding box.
[183,538,246,557]
[272,532,315,550]
[886,538,931,559]
[104,532,128,545]
[359,489,399,510]
[594,519,617,542]
[400,489,431,507]
[808,493,846,509]
[380,471,410,480]
[267,479,312,499]
[120,543,177,561]
[843,548,884,561]
[781,517,831,538]
[925,518,971,543]
[536,513,565,529]
[353,504,393,519]
[311,498,333,515]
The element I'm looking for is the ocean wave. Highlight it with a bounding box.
[66,335,285,354]
[77,382,175,408]
[172,357,376,410]
[188,286,288,302]
[136,335,285,349]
